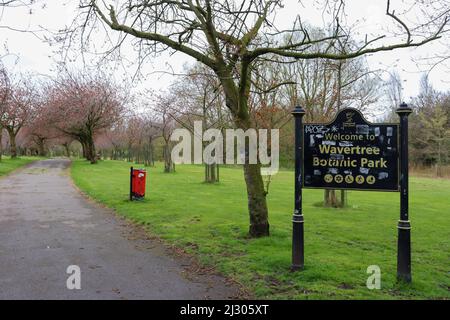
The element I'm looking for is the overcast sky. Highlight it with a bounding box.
[0,0,448,113]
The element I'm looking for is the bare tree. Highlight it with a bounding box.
[0,0,33,7]
[153,93,177,173]
[103,124,127,160]
[279,32,381,207]
[71,0,448,237]
[411,75,450,176]
[417,104,450,176]
[169,63,230,182]
[385,70,404,118]
[141,114,161,167]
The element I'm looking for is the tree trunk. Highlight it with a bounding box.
[340,190,346,207]
[230,98,269,237]
[204,163,219,183]
[7,129,17,159]
[163,144,175,172]
[37,139,46,157]
[64,144,70,158]
[81,141,87,159]
[203,136,219,183]
[324,189,329,206]
[205,164,212,183]
[217,63,270,237]
[85,136,97,164]
[436,163,442,177]
[0,128,2,162]
[436,141,442,177]
[243,162,269,237]
[145,145,154,167]
[127,145,132,162]
[210,164,216,182]
[324,190,332,207]
[324,189,343,207]
[149,143,154,166]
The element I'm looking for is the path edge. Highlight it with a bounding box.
[0,157,47,180]
[66,159,252,300]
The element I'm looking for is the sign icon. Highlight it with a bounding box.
[366,175,376,184]
[345,175,354,183]
[355,175,365,184]
[343,111,356,127]
[324,174,333,183]
[334,174,343,184]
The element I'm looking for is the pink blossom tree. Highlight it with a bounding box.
[0,78,35,158]
[26,100,61,157]
[0,67,11,161]
[46,73,125,164]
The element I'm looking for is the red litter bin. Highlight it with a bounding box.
[130,167,146,200]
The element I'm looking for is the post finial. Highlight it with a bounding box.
[292,105,306,116]
[396,102,412,115]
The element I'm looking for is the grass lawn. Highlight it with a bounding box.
[71,159,449,299]
[0,157,43,177]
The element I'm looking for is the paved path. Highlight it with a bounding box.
[0,159,238,299]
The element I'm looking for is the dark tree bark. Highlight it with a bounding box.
[63,143,70,158]
[163,144,175,173]
[85,136,97,164]
[6,128,17,159]
[81,141,87,159]
[37,138,46,157]
[324,189,343,208]
[205,164,219,183]
[0,128,2,161]
[243,162,269,237]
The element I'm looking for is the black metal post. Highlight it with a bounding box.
[291,106,306,271]
[396,102,412,283]
[130,166,134,201]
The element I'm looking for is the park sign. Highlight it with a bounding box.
[302,108,399,191]
[291,104,413,284]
